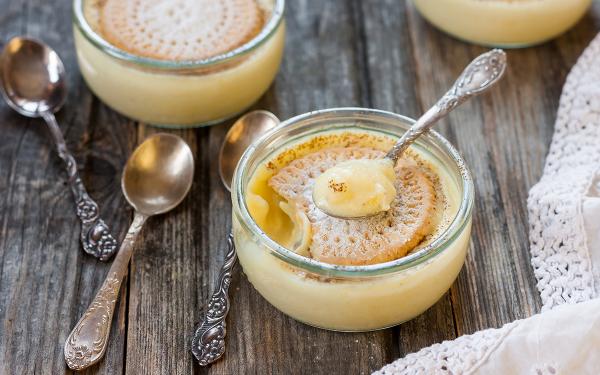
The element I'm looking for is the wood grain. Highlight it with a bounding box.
[403,2,600,336]
[359,0,458,357]
[0,0,135,374]
[0,0,599,374]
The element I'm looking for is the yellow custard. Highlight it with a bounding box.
[247,132,454,264]
[232,109,473,331]
[413,0,592,47]
[72,0,285,126]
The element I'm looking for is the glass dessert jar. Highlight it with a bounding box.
[412,0,592,48]
[72,0,285,127]
[231,108,474,331]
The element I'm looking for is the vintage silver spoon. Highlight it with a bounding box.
[0,36,118,260]
[313,49,508,219]
[192,110,280,366]
[64,133,194,370]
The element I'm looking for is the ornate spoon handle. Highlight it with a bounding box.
[386,49,507,162]
[64,212,147,370]
[191,233,237,366]
[42,112,118,261]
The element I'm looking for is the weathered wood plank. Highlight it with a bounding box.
[124,126,201,374]
[0,1,135,374]
[359,0,458,357]
[404,4,545,335]
[404,2,600,337]
[199,1,395,374]
[71,104,136,375]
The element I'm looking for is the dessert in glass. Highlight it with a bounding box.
[412,0,592,47]
[232,108,474,331]
[72,0,285,127]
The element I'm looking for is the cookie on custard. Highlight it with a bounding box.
[98,0,265,60]
[269,147,438,266]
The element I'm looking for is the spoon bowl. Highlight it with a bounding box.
[219,110,280,191]
[0,37,66,116]
[123,133,195,216]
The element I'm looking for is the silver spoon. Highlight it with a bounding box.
[0,36,118,260]
[219,110,281,190]
[64,133,194,370]
[192,110,280,366]
[314,48,508,219]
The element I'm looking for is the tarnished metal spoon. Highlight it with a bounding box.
[219,110,280,191]
[64,134,194,370]
[313,49,508,219]
[192,110,280,366]
[0,36,118,260]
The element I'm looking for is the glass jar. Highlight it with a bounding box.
[72,0,285,127]
[231,108,474,331]
[412,0,592,48]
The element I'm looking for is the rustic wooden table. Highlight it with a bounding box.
[1,1,600,374]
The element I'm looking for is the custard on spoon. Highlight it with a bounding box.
[313,158,397,218]
[313,49,507,219]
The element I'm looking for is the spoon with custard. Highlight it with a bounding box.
[313,49,507,219]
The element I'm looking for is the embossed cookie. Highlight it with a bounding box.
[269,147,438,266]
[97,0,265,60]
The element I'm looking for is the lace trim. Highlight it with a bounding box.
[527,33,600,310]
[373,322,517,375]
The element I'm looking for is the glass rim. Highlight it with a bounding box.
[232,107,474,278]
[72,0,285,70]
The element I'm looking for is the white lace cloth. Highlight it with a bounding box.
[374,33,600,374]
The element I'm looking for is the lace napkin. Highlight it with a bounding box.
[374,33,600,374]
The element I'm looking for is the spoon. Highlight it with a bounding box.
[192,110,280,366]
[313,48,508,219]
[64,133,194,370]
[219,110,281,191]
[0,36,118,260]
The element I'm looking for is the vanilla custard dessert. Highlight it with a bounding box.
[232,111,473,331]
[413,0,591,47]
[257,137,449,266]
[73,0,285,126]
